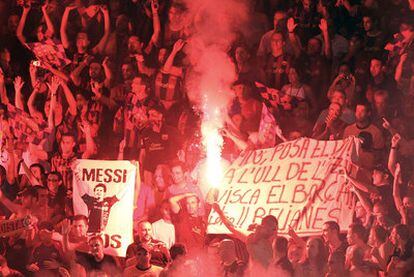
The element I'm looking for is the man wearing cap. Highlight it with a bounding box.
[124,243,163,277]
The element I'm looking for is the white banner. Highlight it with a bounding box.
[208,137,360,236]
[72,159,138,257]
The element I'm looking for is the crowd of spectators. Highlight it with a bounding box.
[0,0,413,276]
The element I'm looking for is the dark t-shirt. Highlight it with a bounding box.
[31,243,61,270]
[82,194,118,233]
[141,124,181,172]
[76,252,119,275]
[174,211,206,251]
[126,238,171,268]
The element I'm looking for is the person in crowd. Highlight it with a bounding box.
[322,221,348,272]
[268,236,293,276]
[126,221,171,268]
[74,235,120,276]
[152,199,175,249]
[170,193,206,252]
[0,254,23,277]
[343,100,385,170]
[0,0,412,276]
[124,243,163,277]
[246,215,278,275]
[294,237,328,277]
[345,224,371,269]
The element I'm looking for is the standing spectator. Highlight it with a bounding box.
[322,221,348,273]
[268,236,293,276]
[294,237,328,277]
[343,101,385,170]
[170,194,206,252]
[152,200,175,249]
[124,243,163,277]
[74,236,120,276]
[246,215,278,275]
[126,221,171,268]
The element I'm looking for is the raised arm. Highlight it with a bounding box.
[61,80,77,117]
[5,137,17,185]
[351,185,373,214]
[101,57,112,88]
[0,70,9,104]
[135,54,156,77]
[16,5,31,44]
[60,6,77,49]
[41,1,55,39]
[42,62,70,82]
[287,18,302,58]
[27,84,44,120]
[91,5,110,55]
[388,133,401,176]
[145,0,161,54]
[319,18,332,59]
[80,121,96,159]
[212,202,248,243]
[394,53,407,84]
[345,171,378,194]
[162,39,185,77]
[46,76,60,128]
[13,76,25,110]
[392,163,406,223]
[169,193,196,214]
[0,184,20,214]
[70,55,92,86]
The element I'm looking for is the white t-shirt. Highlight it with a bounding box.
[152,219,175,249]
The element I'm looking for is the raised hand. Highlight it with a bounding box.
[41,0,49,12]
[65,4,77,12]
[395,162,401,176]
[391,133,401,148]
[27,263,40,272]
[319,18,328,33]
[102,56,110,68]
[382,117,392,130]
[61,218,71,235]
[47,76,61,95]
[287,18,297,33]
[13,76,25,92]
[151,0,159,13]
[172,39,186,53]
[119,139,126,153]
